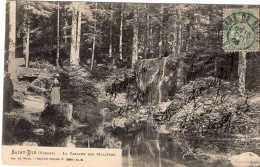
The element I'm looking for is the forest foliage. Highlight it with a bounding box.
[5,2,260,137]
[6,2,226,67]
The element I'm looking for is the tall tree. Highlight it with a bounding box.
[8,0,17,81]
[23,2,30,68]
[70,2,78,65]
[119,3,123,60]
[132,5,138,68]
[63,3,69,45]
[176,8,184,88]
[158,5,163,57]
[109,3,113,59]
[238,52,247,94]
[56,1,60,67]
[147,5,152,55]
[149,21,153,55]
[18,1,56,67]
[91,2,97,71]
[144,4,149,59]
[75,4,82,63]
[177,9,182,54]
[68,2,91,65]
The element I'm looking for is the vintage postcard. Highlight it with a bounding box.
[2,0,260,167]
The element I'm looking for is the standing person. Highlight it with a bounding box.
[50,77,60,104]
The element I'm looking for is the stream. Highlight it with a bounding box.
[3,92,260,167]
[4,114,259,167]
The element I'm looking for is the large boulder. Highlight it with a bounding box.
[228,152,260,167]
[40,104,72,128]
[135,56,178,105]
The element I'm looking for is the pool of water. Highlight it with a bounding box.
[6,117,259,167]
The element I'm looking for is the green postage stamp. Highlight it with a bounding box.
[223,8,259,52]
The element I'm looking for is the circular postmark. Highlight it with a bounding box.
[223,11,259,51]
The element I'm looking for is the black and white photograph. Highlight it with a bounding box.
[2,1,260,166]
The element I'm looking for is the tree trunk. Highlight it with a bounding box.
[75,4,81,64]
[56,1,60,67]
[145,4,150,58]
[158,5,163,57]
[24,2,30,68]
[238,52,247,94]
[109,4,113,58]
[132,6,138,68]
[149,24,153,55]
[119,3,123,60]
[91,2,97,71]
[172,22,177,53]
[215,55,217,77]
[143,5,148,59]
[176,9,184,88]
[8,0,17,81]
[177,11,182,54]
[26,27,30,68]
[189,24,192,51]
[70,2,78,65]
[64,12,68,44]
[186,23,192,52]
[149,5,153,55]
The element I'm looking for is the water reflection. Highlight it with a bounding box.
[4,119,256,167]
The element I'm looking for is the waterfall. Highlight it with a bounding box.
[158,57,167,103]
[148,68,159,105]
[138,61,145,92]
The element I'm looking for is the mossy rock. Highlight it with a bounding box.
[40,104,71,128]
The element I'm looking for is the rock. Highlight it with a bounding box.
[31,128,44,135]
[28,77,51,95]
[136,56,178,105]
[157,124,166,133]
[157,101,172,111]
[15,118,33,132]
[15,58,25,67]
[228,152,260,167]
[16,67,41,79]
[140,115,148,121]
[40,104,72,127]
[22,142,38,146]
[113,118,128,128]
[23,94,46,113]
[100,108,110,118]
[60,103,73,121]
[139,108,146,115]
[44,124,56,134]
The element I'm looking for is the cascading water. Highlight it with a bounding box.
[158,57,167,103]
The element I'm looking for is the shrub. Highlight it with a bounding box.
[159,77,259,136]
[73,104,102,128]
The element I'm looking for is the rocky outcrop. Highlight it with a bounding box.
[40,104,73,127]
[135,56,178,105]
